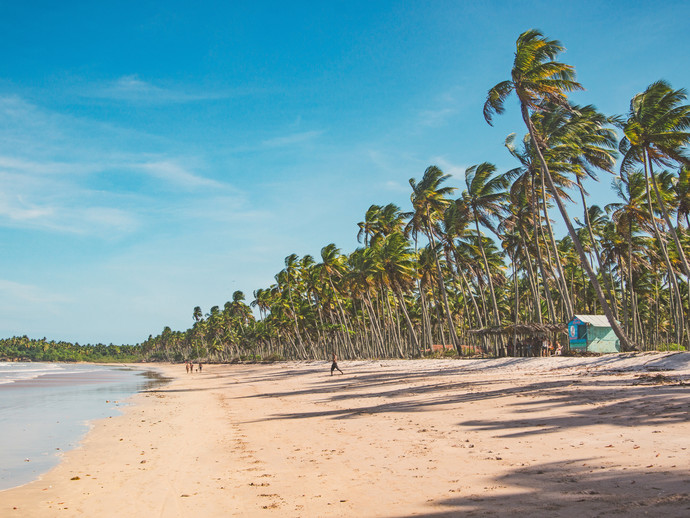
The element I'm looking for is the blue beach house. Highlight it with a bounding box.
[568,314,620,353]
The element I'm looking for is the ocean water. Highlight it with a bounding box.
[0,362,166,491]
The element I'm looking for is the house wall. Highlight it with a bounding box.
[586,326,620,353]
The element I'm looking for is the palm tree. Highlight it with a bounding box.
[606,171,661,343]
[484,28,634,350]
[504,135,559,321]
[319,243,356,354]
[676,166,690,228]
[537,103,620,317]
[619,80,690,281]
[461,162,508,326]
[408,166,459,350]
[357,205,382,247]
[373,232,421,355]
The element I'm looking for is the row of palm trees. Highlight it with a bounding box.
[140,29,690,362]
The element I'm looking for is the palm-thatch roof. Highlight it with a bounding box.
[468,323,566,338]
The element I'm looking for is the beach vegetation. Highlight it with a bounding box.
[137,30,690,361]
[0,336,141,362]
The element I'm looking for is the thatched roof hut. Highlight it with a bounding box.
[468,323,567,357]
[468,323,566,338]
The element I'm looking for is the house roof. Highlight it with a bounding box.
[572,314,611,327]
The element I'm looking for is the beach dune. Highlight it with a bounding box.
[2,353,689,517]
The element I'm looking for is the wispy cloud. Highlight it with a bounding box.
[0,156,232,235]
[0,192,54,221]
[0,187,139,235]
[430,156,467,180]
[87,75,227,104]
[382,180,410,192]
[0,156,97,175]
[417,87,467,127]
[134,160,226,190]
[0,278,70,305]
[418,107,457,127]
[0,93,242,236]
[261,130,323,148]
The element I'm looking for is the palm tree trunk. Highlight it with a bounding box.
[474,217,502,326]
[424,222,459,349]
[458,263,484,330]
[647,155,690,281]
[576,175,619,320]
[530,192,557,322]
[521,103,635,351]
[540,174,574,318]
[395,287,421,354]
[519,229,542,323]
[326,275,356,352]
[642,150,685,345]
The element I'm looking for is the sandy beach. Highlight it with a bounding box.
[1,353,689,517]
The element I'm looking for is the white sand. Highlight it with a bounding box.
[2,352,689,517]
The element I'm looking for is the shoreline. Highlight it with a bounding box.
[0,363,169,492]
[1,354,689,516]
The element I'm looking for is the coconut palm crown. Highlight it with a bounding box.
[483,29,583,127]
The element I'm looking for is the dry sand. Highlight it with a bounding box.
[1,352,689,517]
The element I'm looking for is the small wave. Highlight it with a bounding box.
[0,363,64,384]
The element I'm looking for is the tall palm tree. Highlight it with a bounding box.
[408,166,459,350]
[319,243,355,353]
[484,28,634,350]
[539,103,621,317]
[676,166,690,228]
[504,135,558,321]
[619,80,690,281]
[461,162,509,326]
[373,232,421,355]
[607,171,663,343]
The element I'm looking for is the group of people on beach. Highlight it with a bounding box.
[182,357,340,375]
[185,361,202,373]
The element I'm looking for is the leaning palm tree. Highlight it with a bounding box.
[537,103,621,318]
[606,171,664,343]
[619,80,690,281]
[484,28,634,350]
[373,232,421,355]
[676,166,690,228]
[461,162,509,326]
[408,166,459,350]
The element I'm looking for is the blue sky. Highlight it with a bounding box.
[0,1,688,344]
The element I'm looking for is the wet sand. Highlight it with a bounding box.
[0,364,162,491]
[1,353,689,517]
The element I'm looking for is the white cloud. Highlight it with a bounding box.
[383,180,409,192]
[0,155,98,176]
[418,107,457,127]
[0,279,70,306]
[134,160,226,190]
[416,87,468,128]
[0,193,54,221]
[88,75,227,104]
[0,189,139,235]
[430,156,468,180]
[261,130,323,148]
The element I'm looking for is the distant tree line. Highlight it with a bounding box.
[0,336,141,363]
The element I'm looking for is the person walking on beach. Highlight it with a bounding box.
[198,362,203,373]
[331,353,343,375]
[185,362,190,374]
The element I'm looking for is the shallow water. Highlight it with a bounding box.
[0,363,166,491]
